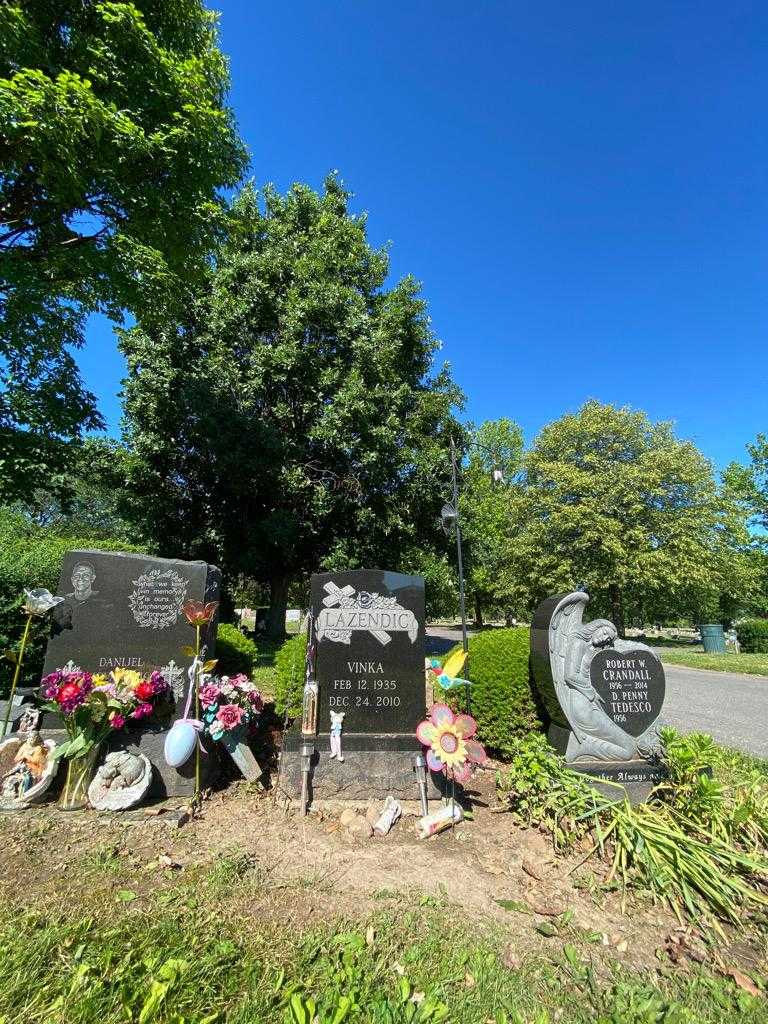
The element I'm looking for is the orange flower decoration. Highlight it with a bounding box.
[183,600,219,627]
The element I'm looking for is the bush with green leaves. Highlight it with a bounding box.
[275,631,307,719]
[735,618,768,653]
[444,627,543,757]
[497,730,768,934]
[215,623,258,678]
[0,508,146,691]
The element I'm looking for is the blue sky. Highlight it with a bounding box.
[81,0,767,469]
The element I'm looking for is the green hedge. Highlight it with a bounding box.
[0,509,146,692]
[735,619,768,654]
[443,627,543,758]
[215,623,259,677]
[274,632,307,718]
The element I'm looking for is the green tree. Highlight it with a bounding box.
[0,0,247,502]
[120,178,462,635]
[459,418,523,627]
[12,437,138,543]
[505,401,754,632]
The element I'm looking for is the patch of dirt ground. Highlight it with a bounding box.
[0,767,763,979]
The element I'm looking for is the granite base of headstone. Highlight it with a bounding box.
[277,569,444,807]
[280,732,446,803]
[531,589,668,804]
[41,549,221,800]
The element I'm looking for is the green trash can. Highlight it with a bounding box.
[700,623,726,653]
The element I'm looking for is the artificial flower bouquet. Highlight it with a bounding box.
[39,667,172,809]
[199,673,264,742]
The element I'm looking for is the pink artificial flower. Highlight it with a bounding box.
[199,683,222,709]
[130,702,153,720]
[215,704,244,731]
[229,674,250,689]
[109,712,126,729]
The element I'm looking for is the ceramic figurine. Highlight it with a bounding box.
[88,750,153,811]
[0,712,59,810]
[329,710,345,762]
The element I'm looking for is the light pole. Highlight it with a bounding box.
[440,436,505,715]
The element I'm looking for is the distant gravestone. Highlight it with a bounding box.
[42,550,220,797]
[281,569,437,803]
[530,589,667,801]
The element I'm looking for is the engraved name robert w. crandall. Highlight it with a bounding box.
[601,657,652,714]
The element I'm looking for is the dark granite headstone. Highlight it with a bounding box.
[42,550,220,798]
[280,569,442,804]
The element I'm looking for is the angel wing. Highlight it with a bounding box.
[548,591,589,726]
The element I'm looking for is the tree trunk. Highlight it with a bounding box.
[266,573,290,639]
[609,584,625,638]
[474,594,484,629]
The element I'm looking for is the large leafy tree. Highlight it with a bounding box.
[458,418,523,626]
[120,178,462,634]
[0,0,247,501]
[504,401,755,631]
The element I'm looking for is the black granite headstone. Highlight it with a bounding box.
[590,649,665,738]
[42,550,221,798]
[281,569,440,804]
[314,569,425,737]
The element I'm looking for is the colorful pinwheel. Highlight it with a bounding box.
[416,703,487,783]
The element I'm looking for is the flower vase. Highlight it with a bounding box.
[219,727,261,782]
[58,745,100,811]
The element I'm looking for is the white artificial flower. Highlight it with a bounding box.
[23,588,64,617]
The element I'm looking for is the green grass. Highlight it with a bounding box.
[251,637,283,698]
[659,651,768,677]
[0,872,764,1024]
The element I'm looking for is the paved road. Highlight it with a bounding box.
[425,627,768,759]
[660,663,768,759]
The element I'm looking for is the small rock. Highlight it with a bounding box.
[365,805,379,826]
[339,808,357,828]
[522,858,545,881]
[347,816,373,839]
[616,940,628,954]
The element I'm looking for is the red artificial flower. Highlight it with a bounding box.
[182,600,219,627]
[134,680,155,702]
[57,682,81,706]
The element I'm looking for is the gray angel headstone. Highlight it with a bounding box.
[530,590,667,797]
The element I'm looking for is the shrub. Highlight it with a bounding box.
[443,627,543,758]
[0,509,146,690]
[215,623,258,677]
[274,631,307,718]
[736,618,768,654]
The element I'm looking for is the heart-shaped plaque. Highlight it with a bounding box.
[590,648,665,738]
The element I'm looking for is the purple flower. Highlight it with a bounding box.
[247,690,264,713]
[109,712,126,729]
[150,670,169,696]
[130,702,153,720]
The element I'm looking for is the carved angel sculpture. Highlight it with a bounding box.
[549,592,662,763]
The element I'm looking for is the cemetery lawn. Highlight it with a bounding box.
[0,769,765,1022]
[659,650,768,676]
